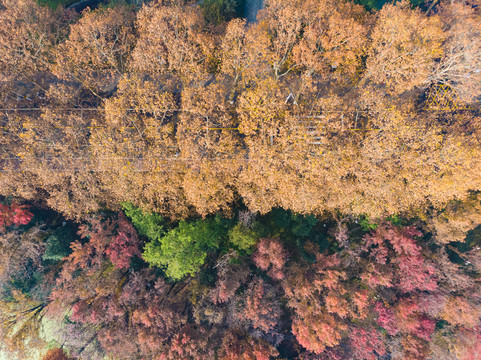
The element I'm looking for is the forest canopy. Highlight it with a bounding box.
[0,0,479,220]
[1,199,481,359]
[0,0,480,358]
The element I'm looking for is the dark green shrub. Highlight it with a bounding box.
[201,0,238,25]
[228,222,259,252]
[42,225,75,262]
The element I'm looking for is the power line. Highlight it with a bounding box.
[0,107,477,112]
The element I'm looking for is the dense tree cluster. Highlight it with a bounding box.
[0,0,479,220]
[1,200,480,359]
[1,0,481,358]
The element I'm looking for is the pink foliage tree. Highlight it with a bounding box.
[159,325,213,360]
[375,302,399,336]
[242,277,282,333]
[349,327,386,360]
[364,225,438,292]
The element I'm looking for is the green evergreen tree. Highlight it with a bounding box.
[143,215,230,280]
[122,202,166,242]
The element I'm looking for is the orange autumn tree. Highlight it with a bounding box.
[90,74,189,218]
[220,18,251,94]
[178,80,243,216]
[235,78,299,213]
[292,0,368,78]
[0,0,62,79]
[282,254,351,354]
[130,2,212,82]
[12,108,106,218]
[253,0,303,80]
[430,1,481,103]
[41,348,73,360]
[428,193,481,244]
[53,6,135,97]
[365,0,444,94]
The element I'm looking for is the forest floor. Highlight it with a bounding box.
[38,0,77,8]
[39,0,105,10]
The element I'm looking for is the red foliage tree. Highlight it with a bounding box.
[375,297,436,343]
[46,213,145,359]
[70,212,141,271]
[0,203,33,230]
[210,262,249,304]
[253,237,289,280]
[394,298,436,341]
[361,263,393,289]
[124,277,179,357]
[292,312,346,354]
[97,323,139,360]
[351,289,370,320]
[297,348,345,360]
[412,317,436,342]
[116,270,197,359]
[105,213,141,269]
[218,329,279,360]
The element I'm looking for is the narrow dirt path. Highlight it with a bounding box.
[244,0,264,23]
